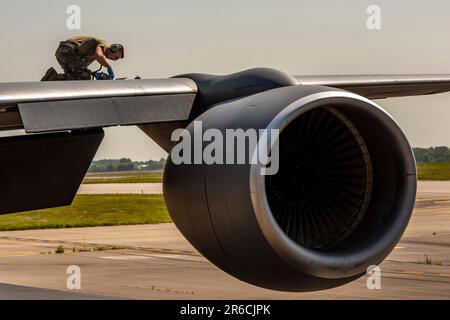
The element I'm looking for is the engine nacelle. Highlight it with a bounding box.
[163,84,416,291]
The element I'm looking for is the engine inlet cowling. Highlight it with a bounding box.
[163,85,416,291]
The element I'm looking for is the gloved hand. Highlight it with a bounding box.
[94,72,105,80]
[107,67,115,80]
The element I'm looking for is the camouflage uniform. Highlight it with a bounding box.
[54,36,108,80]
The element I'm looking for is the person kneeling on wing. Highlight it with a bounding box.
[41,35,124,81]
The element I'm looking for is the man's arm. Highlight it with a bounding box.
[95,46,111,68]
[95,46,115,79]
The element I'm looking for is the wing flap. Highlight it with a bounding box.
[0,129,103,215]
[19,93,196,133]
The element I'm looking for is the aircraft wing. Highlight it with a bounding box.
[1,72,450,215]
[2,74,450,133]
[0,79,197,133]
[0,79,197,215]
[295,74,450,99]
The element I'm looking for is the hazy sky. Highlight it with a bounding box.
[2,0,450,160]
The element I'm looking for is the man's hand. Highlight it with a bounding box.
[94,72,103,80]
[94,72,109,80]
[107,67,115,80]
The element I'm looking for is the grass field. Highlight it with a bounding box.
[417,162,450,181]
[0,194,171,231]
[83,171,163,184]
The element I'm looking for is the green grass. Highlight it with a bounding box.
[83,171,163,184]
[81,164,450,185]
[82,163,450,184]
[0,194,171,231]
[417,162,450,181]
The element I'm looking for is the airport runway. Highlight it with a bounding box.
[77,183,163,194]
[0,181,449,299]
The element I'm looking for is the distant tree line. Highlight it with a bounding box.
[413,147,450,163]
[88,158,166,172]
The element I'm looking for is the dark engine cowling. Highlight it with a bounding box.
[163,84,416,291]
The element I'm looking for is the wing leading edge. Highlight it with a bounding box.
[0,78,197,107]
[295,74,450,99]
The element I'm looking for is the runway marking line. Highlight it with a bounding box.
[0,236,200,258]
[100,255,152,260]
[383,270,450,280]
[0,252,38,257]
[416,197,450,203]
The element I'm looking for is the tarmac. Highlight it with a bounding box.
[0,181,449,299]
[78,183,163,194]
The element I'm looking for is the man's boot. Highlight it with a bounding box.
[41,67,58,81]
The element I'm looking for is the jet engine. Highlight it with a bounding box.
[163,84,416,291]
